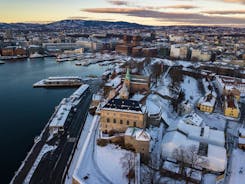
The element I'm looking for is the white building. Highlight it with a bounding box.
[215,75,245,97]
[162,130,227,172]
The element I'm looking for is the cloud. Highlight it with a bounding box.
[202,10,245,14]
[82,7,144,13]
[162,5,198,9]
[223,0,245,4]
[68,16,89,20]
[82,8,245,26]
[107,0,129,6]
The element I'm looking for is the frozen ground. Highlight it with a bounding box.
[181,76,202,104]
[229,149,245,184]
[96,144,133,184]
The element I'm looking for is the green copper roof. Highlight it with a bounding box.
[125,68,131,80]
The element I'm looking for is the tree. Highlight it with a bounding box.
[142,153,159,184]
[172,145,209,184]
[121,152,135,184]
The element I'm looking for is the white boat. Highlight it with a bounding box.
[0,61,5,64]
[29,52,44,59]
[33,76,83,88]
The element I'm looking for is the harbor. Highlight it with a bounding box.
[11,84,91,184]
[0,57,107,183]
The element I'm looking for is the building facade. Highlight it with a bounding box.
[100,99,146,133]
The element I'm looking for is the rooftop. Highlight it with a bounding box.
[103,99,143,112]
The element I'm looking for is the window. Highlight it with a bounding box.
[127,120,130,125]
[113,119,116,123]
[120,120,123,124]
[107,118,110,123]
[133,122,136,127]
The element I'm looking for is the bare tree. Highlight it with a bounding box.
[172,145,209,184]
[151,62,163,85]
[121,152,135,184]
[142,153,158,184]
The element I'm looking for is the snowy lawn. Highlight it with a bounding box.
[180,76,202,104]
[229,149,245,184]
[96,144,134,184]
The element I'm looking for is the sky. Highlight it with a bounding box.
[0,0,245,27]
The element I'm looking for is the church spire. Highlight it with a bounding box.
[125,68,131,81]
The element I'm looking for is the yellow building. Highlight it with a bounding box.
[100,99,146,133]
[125,127,150,160]
[224,95,240,118]
[197,93,216,113]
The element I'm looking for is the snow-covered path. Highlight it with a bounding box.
[65,115,112,184]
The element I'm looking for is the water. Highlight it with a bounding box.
[0,58,107,183]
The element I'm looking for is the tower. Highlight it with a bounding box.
[125,68,131,89]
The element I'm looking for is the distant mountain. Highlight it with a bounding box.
[0,20,151,30]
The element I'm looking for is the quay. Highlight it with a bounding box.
[11,84,91,184]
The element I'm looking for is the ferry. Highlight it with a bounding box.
[33,76,83,88]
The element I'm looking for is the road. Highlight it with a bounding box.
[29,91,92,184]
[11,89,92,184]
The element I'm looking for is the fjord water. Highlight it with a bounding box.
[0,58,106,183]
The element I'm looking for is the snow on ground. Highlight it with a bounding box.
[147,124,164,169]
[227,121,240,137]
[153,74,172,97]
[155,172,186,184]
[175,60,193,68]
[151,58,174,66]
[24,144,57,184]
[68,115,113,184]
[96,144,133,184]
[150,94,180,127]
[203,174,216,184]
[65,114,94,184]
[229,149,245,184]
[146,97,161,115]
[181,76,202,104]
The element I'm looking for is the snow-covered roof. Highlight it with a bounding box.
[161,130,227,172]
[102,99,145,114]
[125,127,150,142]
[238,137,245,144]
[239,128,245,137]
[168,121,225,147]
[105,76,122,88]
[162,161,179,173]
[146,99,161,115]
[207,144,227,172]
[183,113,203,127]
[198,93,216,107]
[130,93,145,102]
[49,104,72,128]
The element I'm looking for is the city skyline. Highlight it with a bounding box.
[0,0,245,27]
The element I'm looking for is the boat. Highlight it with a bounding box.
[75,62,82,66]
[29,52,44,59]
[33,76,83,88]
[0,61,5,64]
